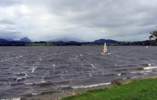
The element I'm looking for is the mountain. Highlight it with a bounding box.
[0,38,15,42]
[93,39,119,45]
[19,37,31,42]
[0,37,31,46]
[0,37,155,46]
[0,38,9,42]
[0,37,31,42]
[0,38,120,46]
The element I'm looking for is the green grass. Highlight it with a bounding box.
[62,78,157,100]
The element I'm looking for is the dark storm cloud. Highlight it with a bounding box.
[0,0,157,41]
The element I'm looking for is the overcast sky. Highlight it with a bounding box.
[0,0,157,41]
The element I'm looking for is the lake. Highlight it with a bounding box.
[0,46,157,98]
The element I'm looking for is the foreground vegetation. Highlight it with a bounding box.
[62,78,157,100]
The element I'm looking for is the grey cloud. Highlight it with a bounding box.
[0,0,157,41]
[0,19,15,25]
[0,0,21,6]
[0,30,22,39]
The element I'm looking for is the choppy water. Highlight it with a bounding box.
[0,46,157,98]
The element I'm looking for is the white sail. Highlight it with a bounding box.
[101,43,108,55]
[103,43,108,53]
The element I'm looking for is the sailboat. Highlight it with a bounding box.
[101,43,108,55]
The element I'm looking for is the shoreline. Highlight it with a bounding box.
[22,77,157,100]
[2,65,157,100]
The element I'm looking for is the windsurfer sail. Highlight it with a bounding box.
[101,43,108,55]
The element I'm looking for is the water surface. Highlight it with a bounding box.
[0,46,157,98]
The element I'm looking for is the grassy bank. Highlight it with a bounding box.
[62,78,157,100]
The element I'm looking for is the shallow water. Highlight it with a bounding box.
[0,46,157,98]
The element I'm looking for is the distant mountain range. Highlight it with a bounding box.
[94,39,119,44]
[0,37,31,42]
[0,37,156,46]
[0,37,118,45]
[0,37,31,46]
[0,38,9,42]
